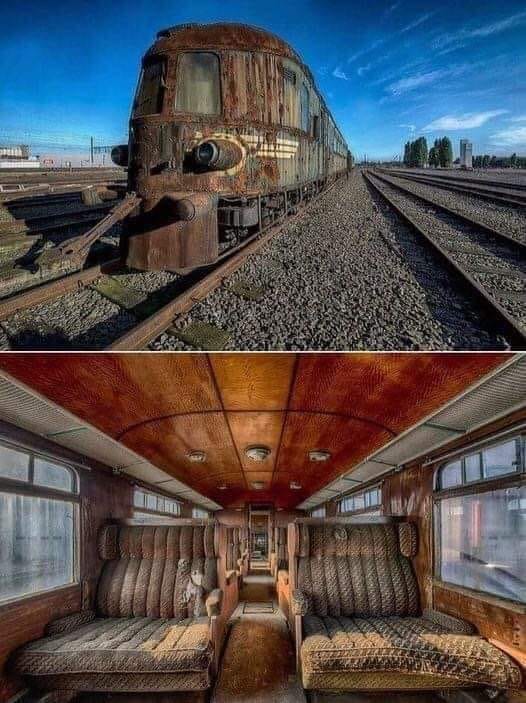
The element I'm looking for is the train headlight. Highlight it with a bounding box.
[193,139,242,171]
[111,145,129,167]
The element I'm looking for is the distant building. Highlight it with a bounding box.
[0,144,40,169]
[460,139,473,169]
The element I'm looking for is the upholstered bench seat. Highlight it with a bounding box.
[14,616,213,677]
[301,614,522,691]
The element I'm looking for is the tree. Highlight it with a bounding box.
[403,141,411,166]
[428,144,439,167]
[510,153,518,168]
[482,154,490,168]
[438,137,453,167]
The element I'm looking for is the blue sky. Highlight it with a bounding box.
[1,0,526,162]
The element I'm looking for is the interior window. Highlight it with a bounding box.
[300,84,310,132]
[175,52,221,115]
[438,486,525,603]
[339,485,382,514]
[435,434,525,604]
[0,444,77,603]
[311,506,326,518]
[192,507,209,519]
[134,59,165,116]
[133,488,181,518]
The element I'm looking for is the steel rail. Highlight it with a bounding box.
[370,170,526,254]
[363,170,526,350]
[382,168,526,192]
[0,258,122,320]
[378,169,526,208]
[108,178,341,350]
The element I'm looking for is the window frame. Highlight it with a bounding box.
[174,50,222,117]
[0,439,80,605]
[192,507,209,519]
[433,431,526,604]
[338,484,383,515]
[133,487,182,519]
[300,82,310,134]
[133,56,167,117]
[310,506,326,518]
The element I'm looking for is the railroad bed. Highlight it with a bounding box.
[0,171,519,351]
[387,167,526,187]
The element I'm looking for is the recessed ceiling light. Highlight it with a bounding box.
[290,481,302,490]
[218,484,228,490]
[187,450,206,462]
[251,481,266,490]
[309,450,331,462]
[245,445,271,461]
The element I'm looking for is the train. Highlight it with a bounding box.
[111,23,353,273]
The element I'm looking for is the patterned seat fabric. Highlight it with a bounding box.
[296,523,521,691]
[14,523,218,693]
[302,615,522,690]
[14,617,213,675]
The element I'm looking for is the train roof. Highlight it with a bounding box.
[154,23,302,63]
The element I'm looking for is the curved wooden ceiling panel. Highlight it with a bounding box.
[0,352,509,509]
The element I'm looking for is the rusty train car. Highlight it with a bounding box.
[112,23,352,273]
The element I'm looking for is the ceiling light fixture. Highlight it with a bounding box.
[218,484,228,490]
[309,450,331,462]
[187,450,206,462]
[245,445,271,462]
[251,481,266,490]
[290,481,302,490]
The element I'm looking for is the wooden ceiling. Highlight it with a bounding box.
[0,353,509,508]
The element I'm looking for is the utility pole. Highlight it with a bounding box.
[90,137,94,166]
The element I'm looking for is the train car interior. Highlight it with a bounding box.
[0,352,524,703]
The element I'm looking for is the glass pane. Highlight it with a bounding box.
[300,84,310,132]
[0,493,75,602]
[353,493,365,511]
[134,60,164,116]
[146,493,156,510]
[175,53,220,115]
[439,486,526,603]
[0,444,29,482]
[483,439,518,479]
[133,490,145,508]
[465,453,482,483]
[440,460,462,489]
[34,458,73,492]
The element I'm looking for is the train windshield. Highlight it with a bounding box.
[175,52,221,115]
[133,59,165,116]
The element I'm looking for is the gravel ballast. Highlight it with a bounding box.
[150,172,509,351]
[380,172,526,245]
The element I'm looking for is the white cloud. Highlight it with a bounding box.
[423,110,508,131]
[332,66,349,81]
[433,10,526,52]
[490,125,526,147]
[348,39,384,64]
[399,12,435,34]
[509,115,526,122]
[357,63,372,77]
[387,69,448,95]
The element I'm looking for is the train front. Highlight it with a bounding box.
[112,24,267,273]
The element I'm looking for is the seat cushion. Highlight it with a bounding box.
[301,616,522,690]
[14,617,213,676]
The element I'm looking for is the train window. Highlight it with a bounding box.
[300,84,310,132]
[312,115,320,140]
[311,506,326,518]
[0,443,78,604]
[175,52,221,115]
[134,59,165,116]
[133,488,181,518]
[192,507,209,519]
[339,485,382,514]
[435,434,525,604]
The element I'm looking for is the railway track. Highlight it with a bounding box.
[379,168,526,208]
[0,179,340,350]
[384,169,526,192]
[363,170,526,349]
[5,202,115,235]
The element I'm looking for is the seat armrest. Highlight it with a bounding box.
[291,589,310,616]
[46,610,96,636]
[422,608,476,635]
[205,588,223,617]
[226,569,238,585]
